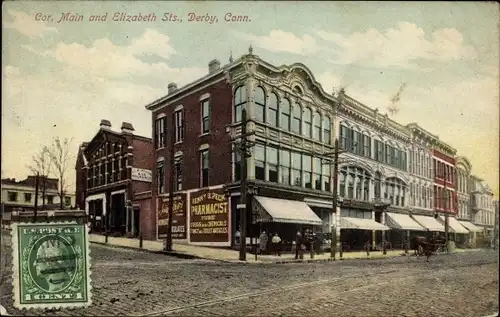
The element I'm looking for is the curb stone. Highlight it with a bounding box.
[90,241,227,262]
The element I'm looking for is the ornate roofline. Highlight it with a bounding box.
[456,156,472,173]
[256,58,339,106]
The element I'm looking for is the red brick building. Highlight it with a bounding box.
[146,51,336,246]
[432,142,458,215]
[75,120,155,239]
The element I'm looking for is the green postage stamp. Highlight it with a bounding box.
[11,222,92,310]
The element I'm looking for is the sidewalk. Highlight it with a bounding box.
[89,234,412,264]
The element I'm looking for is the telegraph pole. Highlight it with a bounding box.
[237,108,253,261]
[444,167,450,254]
[33,172,40,222]
[165,115,176,252]
[330,139,340,260]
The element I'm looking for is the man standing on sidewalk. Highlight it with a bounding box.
[271,233,282,256]
[295,231,302,259]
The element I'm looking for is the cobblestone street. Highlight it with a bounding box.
[1,231,498,317]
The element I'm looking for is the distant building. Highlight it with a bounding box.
[1,175,76,213]
[75,120,154,239]
[469,175,495,235]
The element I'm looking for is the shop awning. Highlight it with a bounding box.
[411,215,445,232]
[439,216,469,234]
[340,217,390,231]
[253,196,323,226]
[385,212,426,231]
[458,221,482,233]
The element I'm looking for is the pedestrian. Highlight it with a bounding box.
[234,228,241,246]
[259,230,268,255]
[271,233,282,256]
[295,231,302,260]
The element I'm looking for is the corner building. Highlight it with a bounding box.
[144,49,478,250]
[75,120,154,239]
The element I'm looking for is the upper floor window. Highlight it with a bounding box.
[234,86,246,123]
[303,108,312,138]
[267,146,278,183]
[8,191,18,202]
[303,154,312,188]
[175,158,183,191]
[255,87,266,123]
[363,134,371,157]
[200,149,210,187]
[155,116,166,149]
[291,103,302,135]
[280,98,291,131]
[323,117,331,145]
[267,93,279,127]
[201,100,211,134]
[64,196,72,206]
[313,112,321,142]
[157,159,165,194]
[24,193,32,202]
[174,110,184,142]
[254,144,265,181]
[279,149,291,185]
[47,195,54,205]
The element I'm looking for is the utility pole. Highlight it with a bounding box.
[330,139,340,260]
[444,167,450,254]
[237,108,253,261]
[33,172,40,222]
[165,115,176,252]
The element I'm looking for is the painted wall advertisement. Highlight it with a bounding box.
[157,193,187,240]
[189,188,230,244]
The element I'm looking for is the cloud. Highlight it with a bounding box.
[233,30,319,55]
[4,10,58,38]
[27,28,206,84]
[3,29,209,183]
[317,22,477,68]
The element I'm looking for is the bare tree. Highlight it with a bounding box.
[27,147,52,210]
[45,137,74,209]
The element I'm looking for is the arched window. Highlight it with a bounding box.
[323,116,332,145]
[340,166,372,201]
[313,112,321,141]
[385,177,406,207]
[303,108,312,138]
[291,103,302,134]
[255,86,265,123]
[234,86,246,123]
[267,93,279,127]
[280,98,291,131]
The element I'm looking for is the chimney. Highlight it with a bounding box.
[100,119,112,130]
[168,83,178,95]
[208,59,221,74]
[121,122,135,134]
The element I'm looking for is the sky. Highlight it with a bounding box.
[2,1,499,197]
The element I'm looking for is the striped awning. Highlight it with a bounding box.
[439,216,469,234]
[340,217,390,231]
[411,215,445,232]
[458,221,482,232]
[385,212,426,231]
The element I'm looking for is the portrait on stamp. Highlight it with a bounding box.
[11,222,92,310]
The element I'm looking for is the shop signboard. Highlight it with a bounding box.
[157,193,187,240]
[189,188,230,244]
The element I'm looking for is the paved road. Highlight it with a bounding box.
[1,230,498,317]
